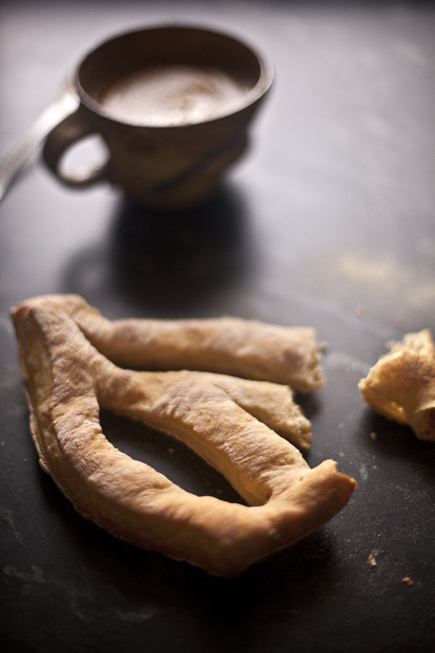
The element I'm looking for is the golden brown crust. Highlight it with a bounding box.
[359,330,435,441]
[58,295,324,392]
[11,294,356,576]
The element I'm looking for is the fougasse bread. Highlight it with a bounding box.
[359,329,435,442]
[11,294,356,577]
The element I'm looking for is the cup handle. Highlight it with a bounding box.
[42,105,108,187]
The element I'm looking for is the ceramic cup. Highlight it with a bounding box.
[42,25,273,211]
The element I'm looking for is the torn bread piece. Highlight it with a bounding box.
[12,295,356,577]
[359,330,435,441]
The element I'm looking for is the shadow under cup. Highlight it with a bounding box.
[43,26,273,210]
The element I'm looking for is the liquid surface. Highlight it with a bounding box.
[98,65,249,126]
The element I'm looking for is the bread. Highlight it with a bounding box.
[12,294,356,576]
[359,329,435,441]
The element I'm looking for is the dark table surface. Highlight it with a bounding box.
[1,2,435,652]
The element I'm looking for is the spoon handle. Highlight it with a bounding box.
[0,89,79,202]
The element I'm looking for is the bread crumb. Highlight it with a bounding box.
[370,432,377,441]
[401,577,413,586]
[368,553,376,567]
[355,305,367,320]
[394,317,404,330]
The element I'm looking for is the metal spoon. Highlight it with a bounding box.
[0,88,79,202]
